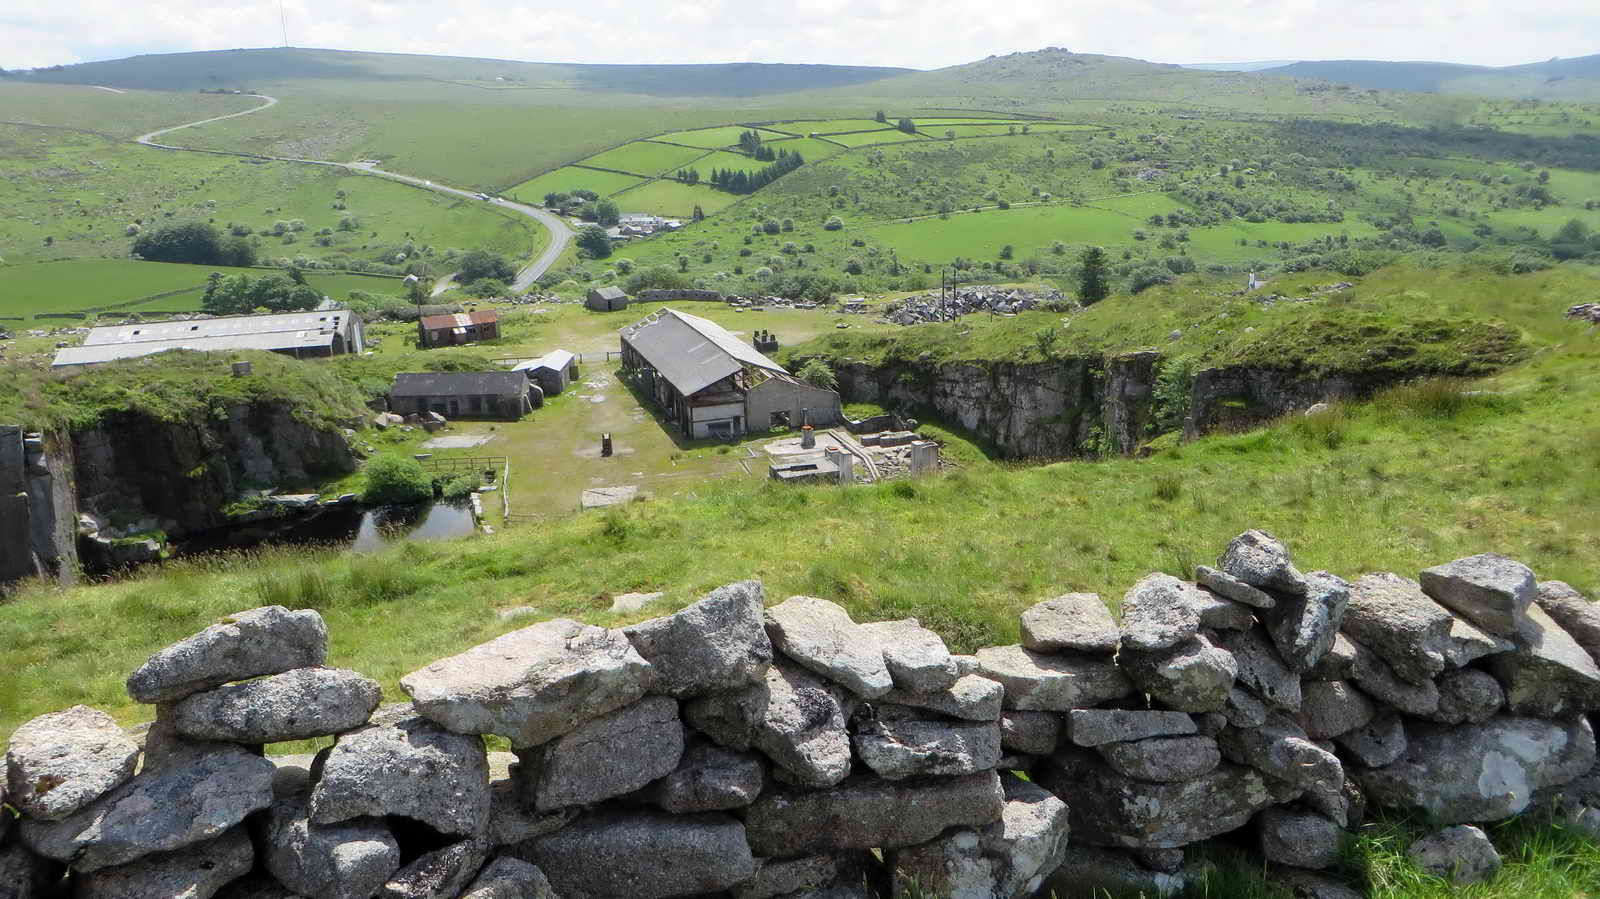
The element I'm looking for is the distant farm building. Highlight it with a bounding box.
[387,371,532,420]
[52,310,365,368]
[514,349,579,396]
[619,307,840,439]
[586,286,629,312]
[418,310,500,347]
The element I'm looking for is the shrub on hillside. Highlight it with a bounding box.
[362,455,433,505]
[1129,264,1175,294]
[132,222,255,267]
[457,249,516,283]
[624,265,690,293]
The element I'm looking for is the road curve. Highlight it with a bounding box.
[133,94,570,290]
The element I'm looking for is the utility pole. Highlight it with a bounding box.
[279,0,290,47]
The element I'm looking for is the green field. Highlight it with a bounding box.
[781,119,894,135]
[504,166,647,202]
[569,141,713,178]
[761,136,848,161]
[822,130,930,148]
[611,179,739,217]
[865,198,1183,261]
[690,149,774,176]
[654,125,764,149]
[0,83,258,139]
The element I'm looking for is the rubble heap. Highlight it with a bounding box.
[3,533,1598,898]
[881,287,1064,325]
[1568,303,1600,325]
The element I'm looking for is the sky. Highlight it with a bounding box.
[3,0,1597,71]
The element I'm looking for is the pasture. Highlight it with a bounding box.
[581,141,713,177]
[505,167,647,203]
[654,125,766,148]
[820,130,930,148]
[0,83,258,139]
[611,180,739,218]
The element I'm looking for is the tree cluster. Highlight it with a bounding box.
[456,250,517,283]
[201,273,321,315]
[709,149,805,195]
[132,222,255,267]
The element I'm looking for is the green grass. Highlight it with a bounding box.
[865,199,1182,261]
[580,141,713,178]
[0,83,259,139]
[777,119,895,135]
[822,130,931,148]
[611,180,741,217]
[689,149,779,176]
[654,126,764,149]
[504,166,647,203]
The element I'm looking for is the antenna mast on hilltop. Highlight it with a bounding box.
[279,0,290,47]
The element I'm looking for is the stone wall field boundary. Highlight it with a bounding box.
[3,531,1599,898]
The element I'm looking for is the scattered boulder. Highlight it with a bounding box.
[644,738,766,813]
[380,839,490,899]
[170,667,382,743]
[1419,553,1536,636]
[621,580,772,698]
[310,710,490,837]
[1334,714,1408,768]
[1406,824,1502,885]
[1196,564,1276,609]
[1355,716,1597,823]
[1213,625,1299,710]
[523,809,756,899]
[1218,530,1307,596]
[999,710,1062,755]
[1119,574,1202,652]
[974,645,1133,711]
[1297,680,1377,740]
[513,695,684,810]
[126,606,328,703]
[1489,603,1600,717]
[1427,667,1505,725]
[460,857,554,899]
[74,828,253,899]
[399,619,652,747]
[1019,592,1121,654]
[1068,709,1197,747]
[744,771,1004,857]
[20,743,273,872]
[1098,735,1221,782]
[882,674,1004,721]
[1261,571,1350,673]
[263,796,400,899]
[764,596,893,698]
[1257,807,1341,870]
[1534,581,1600,664]
[684,661,853,789]
[852,713,1001,780]
[5,705,140,821]
[859,618,960,692]
[1119,632,1237,713]
[1341,572,1455,683]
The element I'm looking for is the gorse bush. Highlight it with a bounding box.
[361,455,433,505]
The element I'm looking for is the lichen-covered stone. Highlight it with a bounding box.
[76,828,253,899]
[1218,530,1307,596]
[126,606,328,703]
[621,580,772,698]
[5,705,139,821]
[380,839,490,899]
[1213,625,1301,711]
[1488,604,1600,717]
[1407,825,1502,885]
[1426,668,1505,725]
[1097,735,1221,783]
[999,710,1062,755]
[1120,574,1203,653]
[882,674,1004,722]
[523,809,756,899]
[981,774,1072,899]
[1334,714,1408,768]
[310,710,490,837]
[1020,592,1120,654]
[683,661,853,788]
[460,857,554,899]
[974,645,1134,711]
[744,771,1005,857]
[1419,553,1536,637]
[1262,571,1350,673]
[852,713,1001,780]
[263,795,399,899]
[1119,633,1237,713]
[644,737,765,813]
[513,695,683,811]
[764,596,893,698]
[1043,846,1189,899]
[1535,581,1600,664]
[1347,637,1439,716]
[859,618,960,692]
[170,667,381,743]
[1297,680,1376,740]
[1258,808,1341,870]
[1067,709,1197,747]
[1196,565,1276,609]
[1341,573,1455,684]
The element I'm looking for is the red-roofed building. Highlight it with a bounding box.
[418,310,500,347]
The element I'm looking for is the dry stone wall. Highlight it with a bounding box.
[4,533,1600,898]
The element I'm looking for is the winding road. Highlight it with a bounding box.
[134,94,571,292]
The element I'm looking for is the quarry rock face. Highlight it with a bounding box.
[5,705,140,821]
[14,538,1600,899]
[125,606,328,703]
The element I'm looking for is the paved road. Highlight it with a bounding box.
[134,94,570,290]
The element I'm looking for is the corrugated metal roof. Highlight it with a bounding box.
[514,349,576,373]
[420,310,497,331]
[80,311,350,346]
[619,308,786,397]
[53,331,340,367]
[389,371,528,397]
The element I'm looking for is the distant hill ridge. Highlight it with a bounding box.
[1268,54,1600,98]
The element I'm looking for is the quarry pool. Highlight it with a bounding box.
[175,499,478,559]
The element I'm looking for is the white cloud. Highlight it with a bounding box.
[2,0,1595,71]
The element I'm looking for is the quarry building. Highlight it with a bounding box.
[417,309,500,347]
[514,349,579,397]
[387,371,533,421]
[51,310,365,367]
[619,307,840,439]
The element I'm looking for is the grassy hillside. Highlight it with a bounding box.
[1272,54,1600,100]
[0,82,258,139]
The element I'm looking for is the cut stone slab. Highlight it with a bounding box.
[999,710,1062,755]
[580,485,636,509]
[310,711,489,837]
[974,644,1134,711]
[764,595,893,698]
[852,715,1001,780]
[460,857,554,899]
[1262,570,1350,673]
[1489,603,1600,717]
[644,737,766,813]
[5,705,139,821]
[1426,667,1505,725]
[608,591,663,614]
[1258,808,1341,870]
[859,618,959,692]
[1043,846,1189,899]
[170,667,382,743]
[1341,572,1455,684]
[400,618,653,747]
[523,809,755,899]
[1119,574,1202,653]
[1334,714,1408,768]
[1020,592,1121,654]
[1297,680,1377,740]
[1218,529,1307,596]
[380,839,490,899]
[126,606,328,703]
[1098,735,1221,783]
[744,771,1005,857]
[514,695,683,810]
[1354,716,1596,824]
[621,579,771,698]
[1196,565,1276,609]
[263,795,400,899]
[1347,637,1439,716]
[1407,825,1502,885]
[883,674,1004,722]
[1037,748,1277,849]
[1419,553,1536,636]
[1213,625,1301,711]
[1535,580,1600,664]
[76,828,253,899]
[1122,632,1240,713]
[1068,709,1197,748]
[20,743,273,872]
[683,660,853,789]
[982,774,1073,899]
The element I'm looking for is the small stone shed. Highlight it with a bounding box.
[387,371,532,420]
[586,286,629,312]
[418,310,500,348]
[514,349,579,396]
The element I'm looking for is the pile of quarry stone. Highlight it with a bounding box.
[1568,302,1600,325]
[881,287,1063,325]
[4,532,1598,898]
